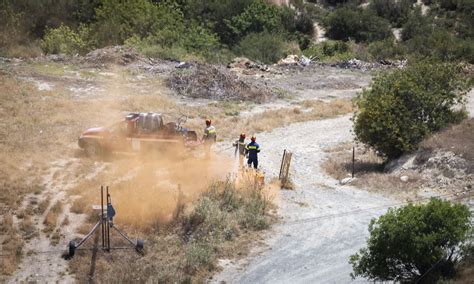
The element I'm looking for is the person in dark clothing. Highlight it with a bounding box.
[233,133,247,168]
[245,136,260,169]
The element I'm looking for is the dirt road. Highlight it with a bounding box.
[214,115,395,283]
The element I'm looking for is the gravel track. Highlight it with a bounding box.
[214,115,395,283]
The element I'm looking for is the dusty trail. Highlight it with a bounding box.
[7,159,103,283]
[214,115,395,283]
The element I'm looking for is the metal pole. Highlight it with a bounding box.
[101,185,104,249]
[352,146,355,178]
[106,186,110,251]
[279,149,286,180]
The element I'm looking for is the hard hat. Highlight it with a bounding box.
[205,119,211,126]
[240,133,246,138]
[251,136,256,142]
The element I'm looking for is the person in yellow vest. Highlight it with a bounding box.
[203,119,216,157]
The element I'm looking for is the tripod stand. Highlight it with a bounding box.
[67,186,144,258]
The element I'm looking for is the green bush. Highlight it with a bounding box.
[353,62,469,159]
[304,40,353,61]
[180,178,271,273]
[120,2,222,62]
[368,39,405,60]
[40,24,95,55]
[185,242,214,273]
[324,5,392,43]
[350,198,472,282]
[401,7,431,41]
[227,0,284,41]
[234,31,296,64]
[405,29,474,63]
[369,0,415,27]
[93,0,159,46]
[182,0,253,45]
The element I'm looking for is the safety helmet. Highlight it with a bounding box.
[251,136,256,142]
[205,119,211,126]
[240,133,246,139]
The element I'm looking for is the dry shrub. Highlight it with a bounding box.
[69,177,274,282]
[420,118,474,164]
[43,202,63,234]
[70,198,88,214]
[167,64,273,103]
[323,144,422,196]
[0,214,23,276]
[214,98,353,140]
[18,217,38,240]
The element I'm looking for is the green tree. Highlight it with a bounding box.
[181,0,253,45]
[401,7,431,41]
[93,0,159,46]
[41,24,95,54]
[233,31,292,64]
[350,199,472,282]
[369,0,415,27]
[353,62,469,159]
[228,0,283,41]
[324,5,392,43]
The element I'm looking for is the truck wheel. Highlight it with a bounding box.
[85,142,101,157]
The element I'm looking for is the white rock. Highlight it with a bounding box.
[340,177,355,185]
[400,175,409,182]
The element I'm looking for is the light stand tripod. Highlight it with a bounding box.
[67,186,144,258]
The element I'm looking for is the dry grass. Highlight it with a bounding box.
[69,177,275,282]
[421,118,474,160]
[0,214,23,276]
[43,202,63,234]
[199,98,353,140]
[419,118,474,174]
[70,198,88,214]
[322,144,423,197]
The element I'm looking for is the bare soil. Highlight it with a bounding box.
[0,52,371,282]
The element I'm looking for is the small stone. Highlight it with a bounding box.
[341,177,355,185]
[400,175,409,182]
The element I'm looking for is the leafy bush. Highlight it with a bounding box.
[324,5,392,43]
[185,242,215,273]
[353,62,470,159]
[368,39,405,60]
[234,31,296,64]
[228,0,284,41]
[405,29,474,63]
[401,8,474,63]
[121,2,222,61]
[401,8,431,41]
[350,198,472,282]
[304,40,353,61]
[41,24,95,55]
[181,178,271,273]
[369,0,415,27]
[182,0,253,45]
[93,0,159,46]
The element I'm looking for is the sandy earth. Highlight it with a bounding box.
[213,115,396,283]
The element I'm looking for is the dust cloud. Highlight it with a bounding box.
[98,151,238,230]
[76,72,245,230]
